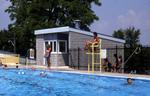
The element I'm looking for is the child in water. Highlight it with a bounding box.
[40,71,47,77]
[127,78,133,85]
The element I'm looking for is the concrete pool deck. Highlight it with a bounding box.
[3,64,150,79]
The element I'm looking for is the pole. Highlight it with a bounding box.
[88,48,90,73]
[14,31,16,53]
[116,45,118,62]
[92,44,94,73]
[78,47,80,69]
[99,39,102,73]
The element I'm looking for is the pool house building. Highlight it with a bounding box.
[34,26,125,71]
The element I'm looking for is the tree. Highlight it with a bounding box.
[125,27,140,48]
[113,27,141,48]
[0,29,13,51]
[6,0,101,30]
[113,27,141,73]
[5,0,101,55]
[113,29,124,39]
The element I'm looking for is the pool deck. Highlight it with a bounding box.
[3,64,150,79]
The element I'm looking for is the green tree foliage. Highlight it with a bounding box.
[113,27,143,73]
[0,29,16,52]
[6,0,101,30]
[125,27,140,48]
[113,27,141,48]
[0,30,10,50]
[4,0,101,55]
[113,29,124,39]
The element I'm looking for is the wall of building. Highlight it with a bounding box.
[49,54,68,66]
[69,32,93,49]
[36,33,69,66]
[36,35,44,65]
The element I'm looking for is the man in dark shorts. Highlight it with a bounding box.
[45,45,52,69]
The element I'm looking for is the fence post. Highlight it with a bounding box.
[68,49,71,68]
[116,45,118,67]
[116,45,118,59]
[140,46,143,73]
[78,47,80,69]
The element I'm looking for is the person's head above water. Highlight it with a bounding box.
[16,65,18,68]
[127,78,132,85]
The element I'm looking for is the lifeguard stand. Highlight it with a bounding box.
[86,39,102,73]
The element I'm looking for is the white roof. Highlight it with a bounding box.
[34,26,125,43]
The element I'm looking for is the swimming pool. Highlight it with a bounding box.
[0,68,149,96]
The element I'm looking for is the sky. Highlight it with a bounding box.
[91,0,150,45]
[0,0,11,30]
[0,0,150,45]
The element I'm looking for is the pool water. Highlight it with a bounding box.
[0,68,149,96]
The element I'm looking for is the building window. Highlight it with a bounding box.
[53,41,57,52]
[45,40,57,53]
[58,40,67,53]
[45,40,67,54]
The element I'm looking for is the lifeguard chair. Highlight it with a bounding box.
[86,39,102,73]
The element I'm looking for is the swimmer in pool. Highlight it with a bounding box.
[31,67,36,71]
[127,78,133,85]
[40,71,47,77]
[16,65,19,68]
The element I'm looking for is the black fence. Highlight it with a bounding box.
[124,46,150,74]
[68,46,150,74]
[68,46,124,71]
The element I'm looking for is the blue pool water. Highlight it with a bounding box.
[0,68,149,96]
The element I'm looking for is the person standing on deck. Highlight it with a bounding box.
[45,45,52,69]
